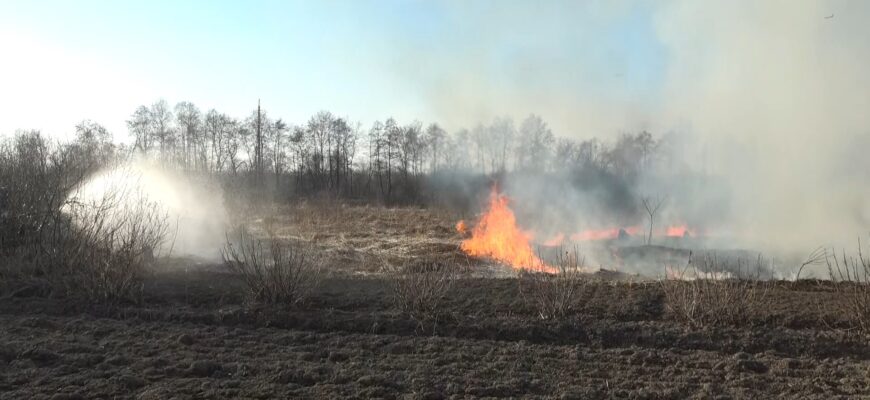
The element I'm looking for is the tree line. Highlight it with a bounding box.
[116,99,668,204]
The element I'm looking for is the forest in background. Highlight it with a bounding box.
[2,99,679,205]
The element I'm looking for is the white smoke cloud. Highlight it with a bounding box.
[67,157,229,260]
[416,1,870,273]
[652,1,870,253]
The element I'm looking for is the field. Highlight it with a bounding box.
[1,204,869,399]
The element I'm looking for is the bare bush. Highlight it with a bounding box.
[57,191,169,303]
[1,195,168,304]
[388,260,456,326]
[794,246,827,281]
[0,134,165,303]
[0,132,91,255]
[518,249,589,319]
[661,254,770,329]
[222,229,322,305]
[826,240,870,333]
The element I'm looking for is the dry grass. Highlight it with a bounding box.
[222,229,322,305]
[246,202,462,275]
[661,254,770,329]
[825,241,870,333]
[518,249,590,320]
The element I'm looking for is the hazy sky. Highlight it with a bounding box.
[2,0,868,254]
[0,0,668,140]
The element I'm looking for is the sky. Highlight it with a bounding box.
[0,0,668,140]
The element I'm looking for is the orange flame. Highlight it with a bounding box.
[542,233,565,247]
[569,226,641,241]
[458,188,556,273]
[665,225,692,237]
[456,220,467,235]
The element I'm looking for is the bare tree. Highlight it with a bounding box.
[126,106,152,153]
[270,118,288,193]
[490,116,515,172]
[641,195,666,245]
[174,101,202,169]
[253,100,265,186]
[149,99,174,162]
[516,114,554,172]
[424,123,446,173]
[74,120,114,166]
[204,109,234,173]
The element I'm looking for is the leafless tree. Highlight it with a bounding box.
[641,195,666,245]
[490,117,515,172]
[516,114,554,172]
[424,123,446,173]
[204,109,234,173]
[74,120,115,166]
[149,99,174,162]
[174,101,202,169]
[126,105,152,153]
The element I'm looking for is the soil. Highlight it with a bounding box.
[1,270,869,399]
[1,205,869,399]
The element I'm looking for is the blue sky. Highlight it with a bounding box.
[0,0,669,139]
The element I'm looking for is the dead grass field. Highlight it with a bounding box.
[249,202,468,275]
[1,204,869,399]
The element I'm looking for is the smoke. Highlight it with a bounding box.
[648,1,870,256]
[68,157,229,260]
[401,2,870,275]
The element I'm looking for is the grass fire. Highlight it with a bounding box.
[1,1,870,398]
[457,187,556,273]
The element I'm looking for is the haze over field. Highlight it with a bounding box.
[5,3,870,397]
[2,0,868,256]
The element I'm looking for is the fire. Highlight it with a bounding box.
[456,220,467,234]
[458,187,556,273]
[544,224,697,245]
[665,225,692,237]
[542,233,565,247]
[570,226,641,241]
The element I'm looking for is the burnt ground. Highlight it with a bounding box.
[1,205,869,399]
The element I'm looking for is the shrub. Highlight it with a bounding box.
[661,254,769,329]
[0,135,167,303]
[826,241,870,333]
[58,192,168,303]
[222,229,322,305]
[518,249,589,319]
[388,260,456,327]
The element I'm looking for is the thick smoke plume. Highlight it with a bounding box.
[408,1,869,276]
[654,2,870,255]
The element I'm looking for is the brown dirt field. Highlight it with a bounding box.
[1,205,869,399]
[2,272,870,399]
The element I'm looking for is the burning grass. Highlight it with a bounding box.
[457,187,555,273]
